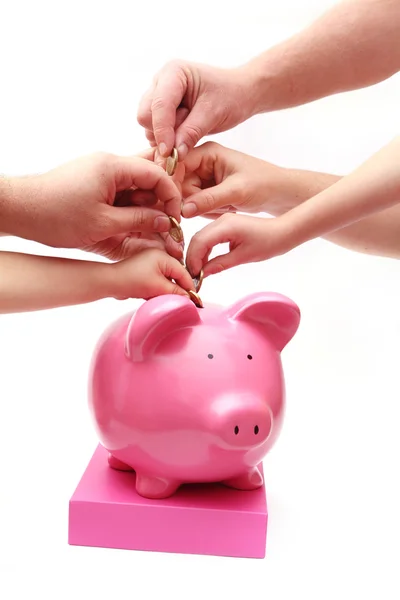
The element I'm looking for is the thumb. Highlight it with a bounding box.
[203,248,246,277]
[175,103,215,158]
[105,206,172,236]
[182,179,239,218]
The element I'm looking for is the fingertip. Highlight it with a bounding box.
[181,201,197,218]
[177,143,189,160]
[159,142,168,157]
[154,215,172,232]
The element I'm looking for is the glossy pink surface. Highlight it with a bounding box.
[88,292,300,498]
[69,444,268,558]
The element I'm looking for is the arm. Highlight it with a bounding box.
[180,142,400,259]
[276,136,400,253]
[0,252,114,313]
[138,0,400,156]
[0,249,193,314]
[267,169,400,259]
[248,0,400,114]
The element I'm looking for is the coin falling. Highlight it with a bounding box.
[168,216,184,244]
[188,290,204,308]
[166,148,178,176]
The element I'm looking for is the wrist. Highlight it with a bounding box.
[0,177,15,235]
[242,48,291,116]
[0,175,42,239]
[263,166,343,216]
[95,262,122,301]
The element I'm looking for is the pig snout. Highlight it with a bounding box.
[212,395,272,449]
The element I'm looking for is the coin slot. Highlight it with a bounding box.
[254,425,259,435]
[234,426,239,435]
[207,354,214,359]
[247,354,253,360]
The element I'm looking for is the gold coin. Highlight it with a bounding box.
[188,290,204,308]
[166,147,178,176]
[168,216,184,243]
[192,268,204,293]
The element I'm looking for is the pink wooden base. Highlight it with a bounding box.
[68,445,267,558]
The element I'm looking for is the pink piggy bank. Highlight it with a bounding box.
[88,292,300,499]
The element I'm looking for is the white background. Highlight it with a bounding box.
[0,0,399,598]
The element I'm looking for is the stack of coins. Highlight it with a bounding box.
[164,147,204,308]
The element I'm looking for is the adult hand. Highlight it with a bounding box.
[137,61,256,159]
[181,142,287,219]
[1,152,184,258]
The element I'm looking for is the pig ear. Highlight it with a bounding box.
[226,292,300,351]
[125,295,201,361]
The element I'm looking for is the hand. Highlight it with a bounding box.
[181,142,286,218]
[110,249,194,300]
[3,152,183,254]
[186,213,291,277]
[137,61,256,159]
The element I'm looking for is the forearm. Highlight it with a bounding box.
[277,137,400,255]
[246,0,400,114]
[268,168,400,258]
[0,252,115,313]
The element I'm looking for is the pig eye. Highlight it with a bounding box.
[234,426,239,435]
[208,354,214,359]
[247,354,253,360]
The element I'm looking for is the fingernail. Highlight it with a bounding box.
[182,202,197,218]
[178,143,188,159]
[159,143,168,157]
[154,215,170,231]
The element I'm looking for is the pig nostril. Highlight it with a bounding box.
[234,426,239,435]
[247,354,253,360]
[254,425,259,435]
[208,354,214,359]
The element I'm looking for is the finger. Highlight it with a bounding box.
[137,85,154,130]
[164,233,184,260]
[151,64,188,156]
[182,142,219,176]
[145,129,157,146]
[114,189,157,207]
[136,147,166,169]
[112,156,181,220]
[105,205,172,236]
[175,107,190,131]
[182,179,239,218]
[175,103,215,159]
[129,190,158,206]
[202,248,244,277]
[161,255,194,291]
[136,147,156,161]
[185,218,235,275]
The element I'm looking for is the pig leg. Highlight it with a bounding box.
[135,473,180,499]
[221,466,264,491]
[108,453,133,471]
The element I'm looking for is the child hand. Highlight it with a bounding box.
[186,213,291,277]
[110,249,194,300]
[180,142,286,219]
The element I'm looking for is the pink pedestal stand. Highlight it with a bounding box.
[69,445,267,558]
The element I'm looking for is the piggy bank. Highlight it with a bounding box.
[88,292,300,499]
